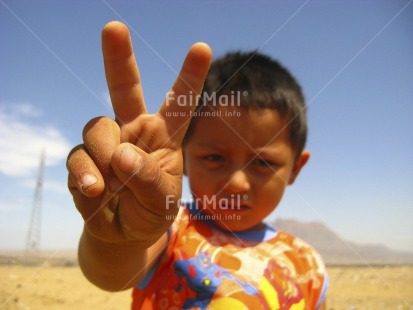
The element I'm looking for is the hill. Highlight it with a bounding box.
[2,220,413,266]
[272,218,413,265]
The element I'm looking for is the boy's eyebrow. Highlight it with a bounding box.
[255,148,287,159]
[195,141,229,149]
[195,141,287,158]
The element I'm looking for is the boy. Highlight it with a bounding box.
[67,21,328,309]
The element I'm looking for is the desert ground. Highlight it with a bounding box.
[0,263,412,309]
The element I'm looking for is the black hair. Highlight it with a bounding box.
[183,51,307,157]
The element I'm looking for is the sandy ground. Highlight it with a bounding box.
[326,265,412,309]
[0,264,412,309]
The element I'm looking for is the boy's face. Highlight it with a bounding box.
[183,107,309,232]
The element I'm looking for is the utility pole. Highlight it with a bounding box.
[25,149,46,261]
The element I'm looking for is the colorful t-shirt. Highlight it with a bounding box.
[132,205,328,309]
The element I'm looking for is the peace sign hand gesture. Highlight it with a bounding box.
[67,21,211,248]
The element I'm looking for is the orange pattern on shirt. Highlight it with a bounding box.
[132,207,327,310]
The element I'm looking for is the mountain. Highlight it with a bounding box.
[0,249,78,266]
[272,218,413,265]
[2,220,412,266]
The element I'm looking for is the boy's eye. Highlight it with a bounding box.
[253,158,277,169]
[201,154,225,169]
[202,154,224,162]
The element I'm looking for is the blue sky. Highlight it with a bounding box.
[1,0,412,253]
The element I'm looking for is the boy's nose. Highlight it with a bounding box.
[224,170,251,194]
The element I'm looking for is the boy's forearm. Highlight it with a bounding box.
[78,227,167,292]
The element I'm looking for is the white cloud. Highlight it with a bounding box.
[21,177,69,195]
[12,102,42,118]
[0,103,71,177]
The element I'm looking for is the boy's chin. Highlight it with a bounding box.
[211,217,264,233]
[200,206,266,232]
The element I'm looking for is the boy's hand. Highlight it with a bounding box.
[67,21,211,246]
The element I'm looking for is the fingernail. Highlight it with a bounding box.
[81,174,97,191]
[119,146,141,173]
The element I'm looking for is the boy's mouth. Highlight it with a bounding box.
[216,202,251,212]
[233,204,250,211]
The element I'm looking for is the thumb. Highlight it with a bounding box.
[111,143,181,212]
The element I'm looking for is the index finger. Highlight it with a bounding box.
[102,21,147,125]
[159,42,212,146]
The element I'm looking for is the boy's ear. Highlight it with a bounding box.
[182,149,187,176]
[288,150,310,185]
